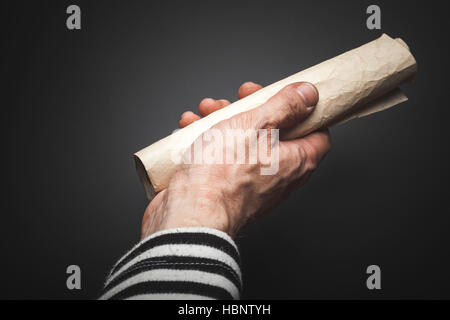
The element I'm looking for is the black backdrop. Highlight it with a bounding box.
[2,0,450,299]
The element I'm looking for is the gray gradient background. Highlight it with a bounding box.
[2,0,450,299]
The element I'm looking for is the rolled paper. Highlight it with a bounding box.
[134,33,417,200]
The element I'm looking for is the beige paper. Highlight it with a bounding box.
[134,34,417,200]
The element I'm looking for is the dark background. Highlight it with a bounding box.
[2,0,449,299]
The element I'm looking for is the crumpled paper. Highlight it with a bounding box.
[134,34,418,200]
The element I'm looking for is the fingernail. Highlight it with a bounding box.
[296,83,318,108]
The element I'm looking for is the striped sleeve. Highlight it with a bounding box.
[99,227,242,300]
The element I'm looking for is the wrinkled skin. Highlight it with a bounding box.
[142,81,331,239]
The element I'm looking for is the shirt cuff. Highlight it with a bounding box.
[100,227,242,300]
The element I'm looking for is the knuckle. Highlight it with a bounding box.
[285,144,307,177]
[307,158,318,172]
[279,85,305,119]
[250,107,274,130]
[254,84,307,129]
[302,141,319,171]
[281,85,302,107]
[296,143,308,165]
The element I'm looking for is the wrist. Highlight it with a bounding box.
[159,180,235,236]
[160,195,231,235]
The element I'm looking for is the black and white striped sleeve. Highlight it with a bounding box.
[100,227,242,300]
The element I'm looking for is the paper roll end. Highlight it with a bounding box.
[134,154,156,200]
[394,37,417,82]
[395,38,410,51]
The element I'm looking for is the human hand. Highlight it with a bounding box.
[141,81,331,239]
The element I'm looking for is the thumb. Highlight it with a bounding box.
[251,82,318,130]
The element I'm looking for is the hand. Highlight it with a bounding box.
[141,81,331,239]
